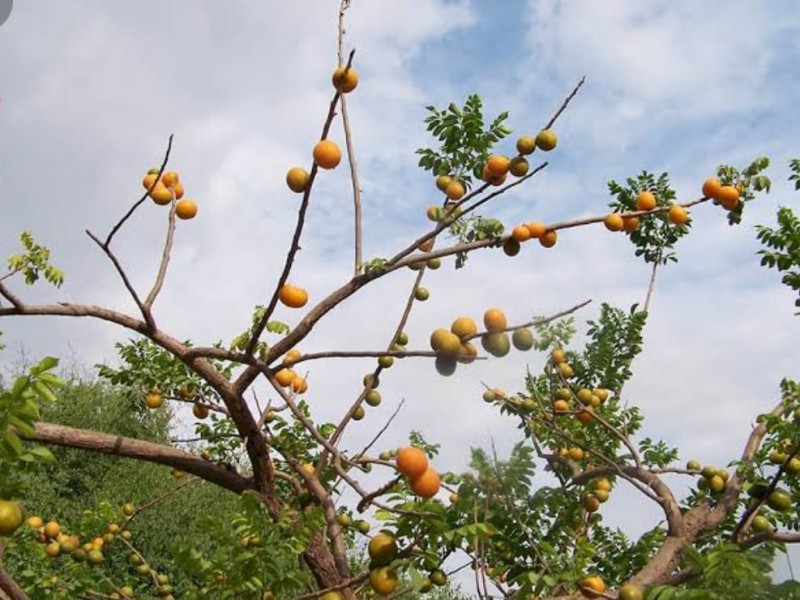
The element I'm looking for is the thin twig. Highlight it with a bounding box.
[106,135,174,246]
[544,77,586,130]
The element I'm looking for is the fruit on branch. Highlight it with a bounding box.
[275,369,296,387]
[395,446,429,478]
[503,238,520,256]
[332,66,359,93]
[145,389,163,409]
[426,205,443,222]
[369,566,398,596]
[430,569,447,586]
[286,167,310,193]
[576,407,594,424]
[512,225,532,242]
[313,140,342,169]
[378,355,394,369]
[0,500,24,536]
[122,503,135,517]
[539,229,558,247]
[435,175,453,192]
[604,213,624,232]
[554,399,571,413]
[365,390,382,407]
[522,221,545,239]
[686,459,701,472]
[142,168,161,190]
[457,341,478,363]
[414,287,430,301]
[578,575,606,598]
[482,332,510,357]
[752,514,773,533]
[486,155,511,177]
[368,532,398,566]
[320,592,344,600]
[444,180,465,200]
[718,185,740,210]
[509,156,529,177]
[516,135,536,155]
[162,171,180,188]
[623,216,640,232]
[149,182,173,206]
[668,205,689,226]
[512,327,534,350]
[451,316,478,339]
[192,404,209,419]
[175,199,198,220]
[635,190,656,211]
[409,468,441,499]
[352,405,366,420]
[619,583,644,600]
[766,489,792,512]
[535,129,558,151]
[278,284,309,308]
[483,308,507,333]
[291,376,309,394]
[702,177,722,200]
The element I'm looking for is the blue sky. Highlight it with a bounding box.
[1,0,800,592]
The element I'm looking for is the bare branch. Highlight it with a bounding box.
[143,199,178,310]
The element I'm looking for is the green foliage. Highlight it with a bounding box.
[756,203,800,313]
[608,171,687,265]
[716,155,771,226]
[448,214,505,269]
[4,231,65,288]
[0,357,61,498]
[416,94,512,188]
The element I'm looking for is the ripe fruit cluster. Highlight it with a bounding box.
[395,446,441,499]
[702,176,741,211]
[141,169,197,220]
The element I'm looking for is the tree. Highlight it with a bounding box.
[0,2,799,599]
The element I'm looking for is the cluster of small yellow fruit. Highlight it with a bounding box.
[547,349,608,425]
[284,66,358,195]
[579,575,644,600]
[141,169,197,220]
[432,129,558,204]
[274,349,310,394]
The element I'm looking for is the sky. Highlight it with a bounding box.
[1,0,800,592]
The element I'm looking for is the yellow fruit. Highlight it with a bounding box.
[149,183,173,206]
[275,369,296,387]
[313,140,342,169]
[668,205,689,225]
[142,170,160,190]
[539,229,558,247]
[368,532,398,566]
[551,348,566,364]
[451,316,478,339]
[445,180,466,200]
[161,171,180,188]
[27,515,43,529]
[175,199,198,220]
[332,66,359,93]
[0,501,23,536]
[603,213,624,232]
[44,521,60,538]
[717,185,740,210]
[286,167,310,193]
[623,216,640,232]
[278,284,309,308]
[145,391,163,409]
[483,308,507,333]
[435,175,453,192]
[619,583,644,600]
[635,191,656,211]
[535,129,558,151]
[369,567,398,596]
[516,135,537,155]
[173,182,185,199]
[512,225,532,242]
[525,221,546,238]
[702,177,722,199]
[579,575,606,598]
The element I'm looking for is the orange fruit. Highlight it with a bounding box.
[622,216,640,232]
[483,308,507,333]
[313,140,342,169]
[192,404,209,419]
[551,348,566,363]
[426,205,443,222]
[145,391,163,409]
[278,284,309,308]
[512,225,531,242]
[409,468,441,498]
[175,199,198,220]
[369,567,398,596]
[291,376,308,394]
[457,341,478,363]
[717,185,740,210]
[450,316,478,339]
[395,447,428,479]
[44,521,60,539]
[668,205,688,225]
[539,230,557,247]
[149,183,173,206]
[286,167,310,193]
[173,182,185,199]
[485,155,510,177]
[26,516,43,529]
[142,171,160,190]
[368,532,397,566]
[554,399,571,413]
[635,191,656,211]
[161,171,180,188]
[579,575,606,598]
[332,66,359,93]
[525,221,546,238]
[445,180,466,200]
[284,349,302,365]
[275,369,296,387]
[702,177,722,199]
[435,175,453,192]
[509,156,529,177]
[483,167,507,186]
[535,129,558,151]
[603,214,624,232]
[584,495,600,512]
[576,409,594,425]
[568,447,585,461]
